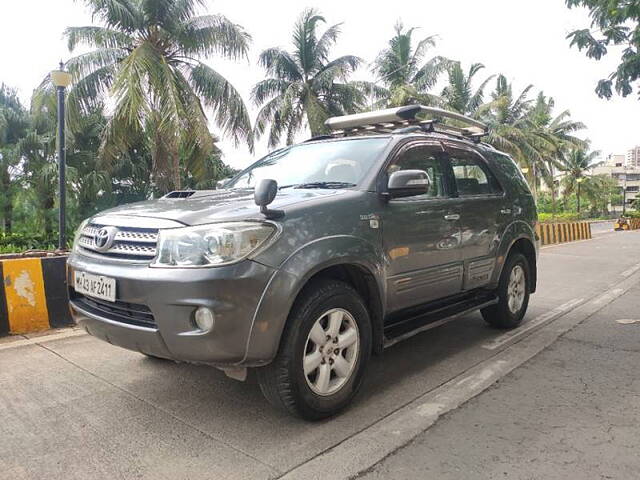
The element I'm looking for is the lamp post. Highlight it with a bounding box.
[50,62,72,249]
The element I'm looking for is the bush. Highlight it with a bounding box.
[0,233,65,253]
[538,212,582,223]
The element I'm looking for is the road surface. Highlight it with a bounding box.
[1,228,638,479]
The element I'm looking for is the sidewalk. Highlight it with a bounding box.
[362,283,640,480]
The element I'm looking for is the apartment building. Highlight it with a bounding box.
[626,146,640,168]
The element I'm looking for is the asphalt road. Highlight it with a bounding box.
[362,275,640,480]
[1,229,638,480]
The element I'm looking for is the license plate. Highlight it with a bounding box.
[74,270,116,302]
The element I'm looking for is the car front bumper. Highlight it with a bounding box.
[67,253,282,366]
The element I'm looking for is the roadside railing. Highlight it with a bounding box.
[0,254,72,336]
[535,221,592,246]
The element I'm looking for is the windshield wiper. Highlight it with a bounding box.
[291,181,356,189]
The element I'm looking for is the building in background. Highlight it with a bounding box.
[607,154,626,167]
[626,146,640,168]
[592,159,640,212]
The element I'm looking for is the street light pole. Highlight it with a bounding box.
[50,62,72,249]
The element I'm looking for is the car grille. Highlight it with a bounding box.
[78,223,159,261]
[71,291,156,329]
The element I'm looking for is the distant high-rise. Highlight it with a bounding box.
[626,146,640,168]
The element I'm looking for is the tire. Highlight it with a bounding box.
[481,252,530,329]
[256,279,372,420]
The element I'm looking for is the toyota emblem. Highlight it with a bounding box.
[94,226,118,252]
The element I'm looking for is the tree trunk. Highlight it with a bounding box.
[43,195,55,236]
[3,200,12,234]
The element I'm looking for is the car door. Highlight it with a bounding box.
[444,143,507,290]
[381,142,463,313]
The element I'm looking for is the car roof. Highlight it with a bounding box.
[302,131,505,158]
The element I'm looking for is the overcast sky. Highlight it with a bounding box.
[1,0,637,169]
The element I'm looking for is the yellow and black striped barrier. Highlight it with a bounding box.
[0,255,72,336]
[535,221,592,246]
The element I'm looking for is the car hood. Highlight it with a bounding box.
[91,188,347,226]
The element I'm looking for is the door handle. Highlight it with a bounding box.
[500,208,512,215]
[444,214,460,221]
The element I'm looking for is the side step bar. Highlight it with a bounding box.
[383,294,498,348]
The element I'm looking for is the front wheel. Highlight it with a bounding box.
[481,252,530,329]
[257,279,371,420]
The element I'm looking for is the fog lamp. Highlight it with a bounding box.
[194,307,215,332]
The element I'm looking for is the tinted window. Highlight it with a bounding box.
[450,153,502,196]
[388,146,447,199]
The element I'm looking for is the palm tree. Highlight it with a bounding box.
[66,107,112,220]
[477,75,543,195]
[558,148,602,213]
[526,93,586,215]
[0,85,29,233]
[34,0,253,193]
[441,62,494,115]
[18,113,61,235]
[252,8,365,147]
[371,21,450,107]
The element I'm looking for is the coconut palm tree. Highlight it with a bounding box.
[477,75,543,195]
[252,8,365,147]
[0,85,29,233]
[526,93,586,214]
[558,147,602,213]
[371,21,451,107]
[34,0,253,193]
[441,62,494,115]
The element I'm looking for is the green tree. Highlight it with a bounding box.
[477,75,543,194]
[252,8,365,147]
[371,22,450,107]
[558,147,602,213]
[526,93,586,213]
[565,0,640,99]
[35,0,253,193]
[18,112,61,235]
[66,107,112,220]
[0,85,29,233]
[583,174,619,214]
[441,62,494,115]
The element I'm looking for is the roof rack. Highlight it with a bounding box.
[325,105,488,141]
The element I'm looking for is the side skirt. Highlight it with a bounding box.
[383,292,498,348]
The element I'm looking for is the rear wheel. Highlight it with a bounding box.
[257,279,371,420]
[481,252,530,329]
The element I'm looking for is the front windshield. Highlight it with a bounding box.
[226,137,390,189]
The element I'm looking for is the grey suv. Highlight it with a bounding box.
[68,105,538,420]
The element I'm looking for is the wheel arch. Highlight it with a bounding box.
[242,237,387,365]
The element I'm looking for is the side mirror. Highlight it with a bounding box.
[254,178,284,219]
[387,169,431,198]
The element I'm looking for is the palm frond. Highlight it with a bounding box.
[189,63,253,150]
[65,26,134,50]
[176,14,251,60]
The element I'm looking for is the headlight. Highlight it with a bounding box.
[151,222,277,268]
[72,219,89,253]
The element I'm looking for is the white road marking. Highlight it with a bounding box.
[482,297,584,350]
[621,263,640,278]
[0,329,86,351]
[592,288,624,305]
[616,318,640,325]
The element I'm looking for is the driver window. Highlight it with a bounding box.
[388,146,446,198]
